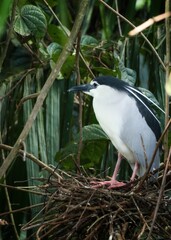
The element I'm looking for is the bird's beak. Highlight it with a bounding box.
[68,83,93,93]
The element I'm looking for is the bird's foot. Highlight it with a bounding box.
[90,180,126,189]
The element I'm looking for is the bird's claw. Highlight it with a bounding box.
[90,180,126,189]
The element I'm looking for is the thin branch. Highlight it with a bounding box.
[129,12,171,36]
[23,43,45,66]
[115,0,123,37]
[0,0,89,179]
[147,146,171,240]
[76,32,82,173]
[4,178,20,240]
[146,4,171,238]
[0,182,48,195]
[0,202,45,217]
[131,196,150,231]
[164,0,170,162]
[42,0,70,37]
[16,93,40,110]
[135,118,171,191]
[0,143,62,180]
[99,0,166,71]
[0,69,34,101]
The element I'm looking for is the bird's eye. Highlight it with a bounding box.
[93,81,98,87]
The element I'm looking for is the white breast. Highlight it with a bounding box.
[92,86,135,161]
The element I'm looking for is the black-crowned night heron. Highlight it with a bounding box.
[69,76,161,188]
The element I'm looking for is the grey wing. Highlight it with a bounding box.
[120,114,160,177]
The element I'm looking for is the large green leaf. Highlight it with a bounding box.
[47,24,68,46]
[45,79,61,164]
[23,74,40,207]
[81,35,98,46]
[56,124,109,169]
[0,0,12,36]
[113,52,136,86]
[47,42,62,60]
[81,124,108,141]
[14,4,47,38]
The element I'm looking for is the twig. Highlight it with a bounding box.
[164,0,170,162]
[16,93,39,110]
[115,0,123,37]
[76,32,82,173]
[0,202,44,217]
[0,143,62,180]
[131,195,150,232]
[21,202,48,231]
[23,43,45,66]
[140,135,148,169]
[4,178,20,240]
[129,12,171,36]
[135,118,171,191]
[0,138,18,237]
[0,0,89,179]
[42,0,70,37]
[0,69,34,101]
[0,182,47,195]
[147,146,171,240]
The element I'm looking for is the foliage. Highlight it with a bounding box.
[0,0,170,239]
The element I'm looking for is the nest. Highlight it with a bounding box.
[21,170,171,240]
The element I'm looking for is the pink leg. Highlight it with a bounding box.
[91,153,126,188]
[111,152,122,180]
[130,161,139,181]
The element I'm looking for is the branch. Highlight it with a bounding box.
[0,143,62,180]
[164,0,170,162]
[16,93,39,110]
[76,33,82,173]
[0,0,89,179]
[135,118,171,191]
[129,12,171,36]
[147,146,171,240]
[0,69,34,101]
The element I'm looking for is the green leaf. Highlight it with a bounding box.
[113,51,136,86]
[47,42,62,56]
[47,24,68,46]
[56,124,108,165]
[120,64,137,86]
[47,42,62,61]
[81,124,108,141]
[14,5,47,38]
[45,80,61,163]
[61,56,75,78]
[81,35,98,46]
[93,67,117,76]
[23,74,40,206]
[0,0,12,36]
